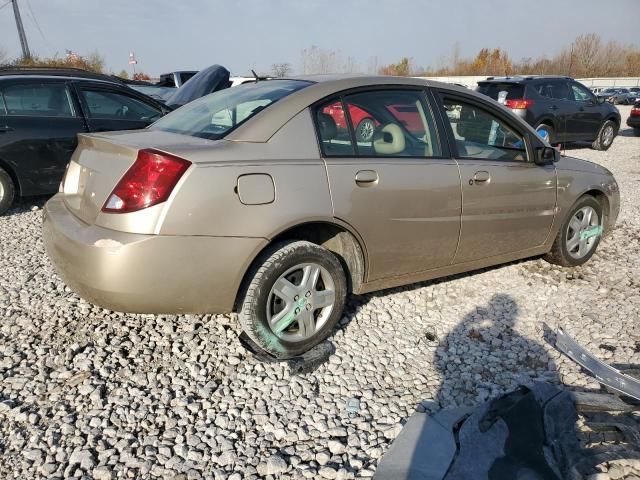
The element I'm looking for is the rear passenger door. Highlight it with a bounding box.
[316,88,462,281]
[434,92,556,264]
[73,82,163,132]
[0,80,87,195]
[533,80,576,142]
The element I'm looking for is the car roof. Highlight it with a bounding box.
[0,67,127,84]
[480,75,573,83]
[226,75,480,143]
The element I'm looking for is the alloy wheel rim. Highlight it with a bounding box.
[0,181,4,202]
[602,125,614,146]
[358,119,375,142]
[266,263,336,342]
[566,206,600,260]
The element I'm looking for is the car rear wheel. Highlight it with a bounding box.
[544,196,603,267]
[238,240,347,359]
[355,118,375,143]
[0,167,16,216]
[535,124,555,144]
[592,120,616,151]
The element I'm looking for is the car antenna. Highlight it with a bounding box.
[251,69,260,82]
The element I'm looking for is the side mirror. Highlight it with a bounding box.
[596,96,605,105]
[535,146,557,165]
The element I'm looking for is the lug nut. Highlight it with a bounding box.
[305,291,311,298]
[295,307,300,314]
[294,295,299,301]
[306,304,312,311]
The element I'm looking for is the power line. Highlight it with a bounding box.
[24,0,45,42]
[0,0,12,11]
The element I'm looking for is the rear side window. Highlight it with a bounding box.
[442,97,527,162]
[476,83,525,101]
[535,81,571,100]
[79,88,162,121]
[1,83,75,117]
[151,79,310,140]
[316,89,441,158]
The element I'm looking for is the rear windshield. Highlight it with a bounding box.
[150,79,311,140]
[476,83,525,101]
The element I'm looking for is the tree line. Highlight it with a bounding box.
[2,33,638,80]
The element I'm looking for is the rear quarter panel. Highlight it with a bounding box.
[158,109,334,238]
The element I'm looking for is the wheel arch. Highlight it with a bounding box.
[578,188,611,231]
[535,116,556,130]
[0,157,21,197]
[233,220,367,312]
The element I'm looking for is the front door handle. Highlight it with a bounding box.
[0,125,14,133]
[549,105,558,111]
[471,171,491,185]
[355,170,379,187]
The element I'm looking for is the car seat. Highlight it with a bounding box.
[373,123,405,155]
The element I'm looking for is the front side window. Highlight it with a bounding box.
[151,79,310,140]
[571,83,593,102]
[80,89,162,121]
[316,89,441,158]
[443,98,527,162]
[2,83,75,117]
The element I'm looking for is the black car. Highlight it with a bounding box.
[627,100,640,136]
[0,68,169,214]
[476,76,621,151]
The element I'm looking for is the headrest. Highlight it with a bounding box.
[317,112,337,141]
[373,123,405,155]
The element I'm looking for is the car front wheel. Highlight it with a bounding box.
[238,240,347,359]
[544,196,603,267]
[592,120,616,151]
[0,167,16,216]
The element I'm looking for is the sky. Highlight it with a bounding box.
[1,0,639,77]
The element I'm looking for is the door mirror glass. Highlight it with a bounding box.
[535,146,557,165]
[596,96,606,105]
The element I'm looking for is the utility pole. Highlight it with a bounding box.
[12,0,31,60]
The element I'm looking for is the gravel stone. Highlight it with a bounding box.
[1,110,638,477]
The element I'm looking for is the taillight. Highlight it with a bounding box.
[102,149,190,214]
[631,107,640,117]
[504,99,534,109]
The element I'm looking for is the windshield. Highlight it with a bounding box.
[150,79,311,140]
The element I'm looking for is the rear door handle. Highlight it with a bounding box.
[355,170,379,187]
[471,171,491,185]
[0,125,13,133]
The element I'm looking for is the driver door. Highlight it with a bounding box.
[72,82,163,132]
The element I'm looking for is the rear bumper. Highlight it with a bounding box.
[627,116,640,129]
[43,194,266,314]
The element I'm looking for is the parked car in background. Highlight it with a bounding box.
[43,75,619,360]
[627,101,640,136]
[597,88,634,105]
[0,67,168,214]
[156,70,197,88]
[477,76,621,150]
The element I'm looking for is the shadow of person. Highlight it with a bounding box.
[434,293,559,409]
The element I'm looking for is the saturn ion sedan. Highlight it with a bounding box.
[43,75,620,359]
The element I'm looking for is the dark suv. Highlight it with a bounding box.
[0,68,168,214]
[477,76,621,151]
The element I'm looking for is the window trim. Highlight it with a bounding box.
[0,81,78,118]
[73,82,163,121]
[432,89,532,164]
[311,85,449,160]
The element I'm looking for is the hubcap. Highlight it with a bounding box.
[566,206,600,260]
[602,125,614,146]
[266,263,336,342]
[357,119,375,142]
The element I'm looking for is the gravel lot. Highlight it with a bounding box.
[1,106,639,479]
